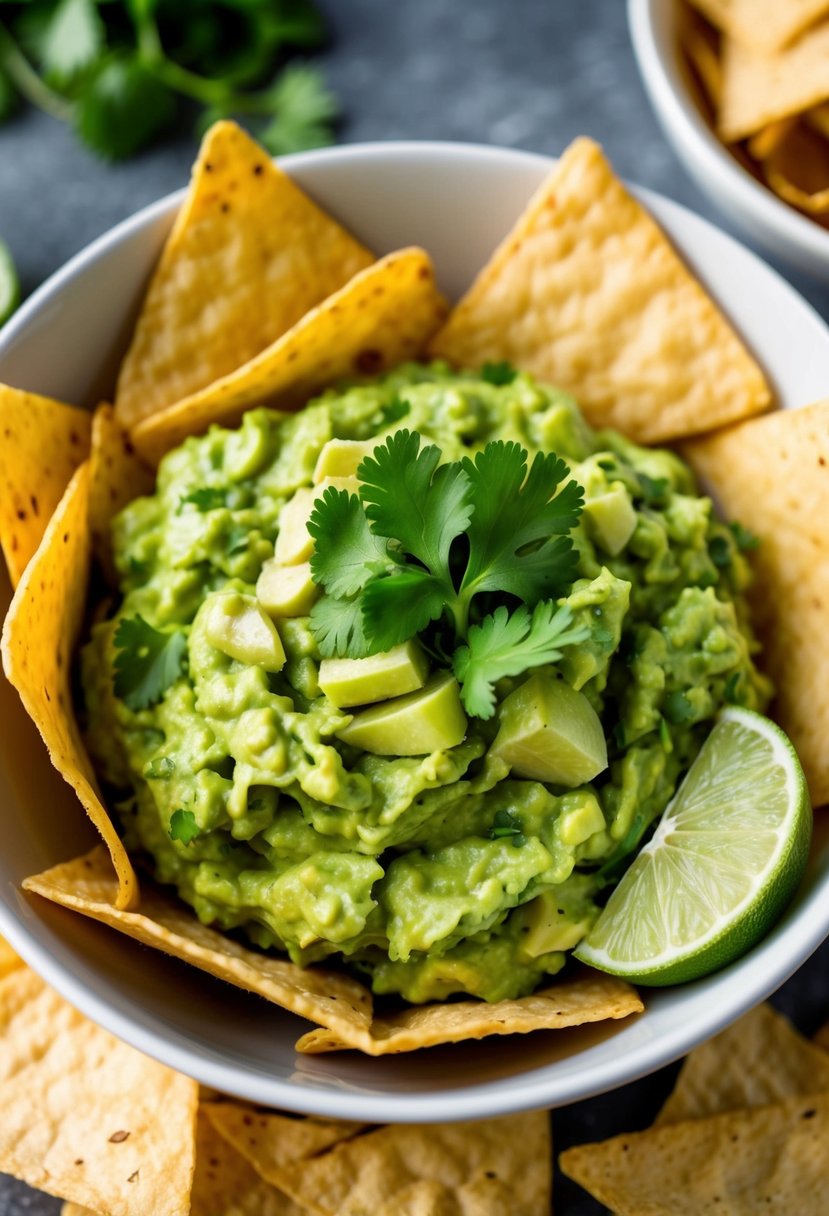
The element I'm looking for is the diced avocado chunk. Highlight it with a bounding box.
[257,559,319,618]
[518,890,595,958]
[319,641,430,708]
[558,792,606,847]
[313,439,378,483]
[490,672,608,786]
[584,483,637,556]
[203,592,286,671]
[336,672,467,756]
[275,488,315,565]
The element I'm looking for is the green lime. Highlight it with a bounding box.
[0,239,20,327]
[575,707,811,986]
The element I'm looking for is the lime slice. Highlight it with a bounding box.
[0,239,20,327]
[575,708,811,986]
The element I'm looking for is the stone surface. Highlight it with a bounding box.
[1,1,828,1212]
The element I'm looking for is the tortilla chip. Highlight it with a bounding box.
[560,1090,829,1214]
[0,936,22,979]
[23,846,373,1042]
[805,101,829,137]
[273,1113,551,1216]
[88,404,154,584]
[295,972,642,1055]
[0,384,91,587]
[656,1003,829,1125]
[747,116,797,160]
[720,24,829,141]
[428,138,770,445]
[814,1019,829,1052]
[60,1207,96,1215]
[762,120,829,213]
[131,248,448,465]
[679,6,723,114]
[686,0,829,53]
[114,122,373,432]
[190,1107,304,1216]
[0,965,197,1215]
[204,1102,363,1184]
[1,467,138,909]
[683,401,829,806]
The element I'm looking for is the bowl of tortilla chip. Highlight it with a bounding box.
[2,128,829,1123]
[629,0,829,279]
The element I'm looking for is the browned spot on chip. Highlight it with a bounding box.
[114,121,373,431]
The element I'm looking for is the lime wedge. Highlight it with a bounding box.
[0,239,20,327]
[575,708,811,986]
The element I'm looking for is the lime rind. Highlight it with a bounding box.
[575,707,812,985]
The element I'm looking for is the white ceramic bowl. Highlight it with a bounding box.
[628,0,829,279]
[2,141,829,1123]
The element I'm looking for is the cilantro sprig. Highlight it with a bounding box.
[113,615,187,711]
[308,431,586,717]
[0,1,337,160]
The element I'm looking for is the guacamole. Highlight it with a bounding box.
[80,364,771,1004]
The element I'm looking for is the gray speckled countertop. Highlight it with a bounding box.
[2,2,829,1212]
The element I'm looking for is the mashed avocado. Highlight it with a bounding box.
[80,364,771,1003]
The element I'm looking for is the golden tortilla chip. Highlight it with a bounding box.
[0,965,198,1215]
[656,1003,829,1125]
[560,1090,829,1214]
[1,467,138,909]
[131,248,448,465]
[23,846,373,1042]
[720,23,829,141]
[805,101,829,137]
[814,1019,829,1052]
[204,1102,363,1184]
[273,1113,551,1216]
[88,403,154,584]
[683,401,829,806]
[114,120,373,432]
[295,971,642,1055]
[687,0,829,53]
[679,6,723,114]
[428,138,770,445]
[190,1107,305,1216]
[0,384,91,587]
[60,1206,96,1215]
[762,120,829,213]
[0,936,22,979]
[747,116,797,160]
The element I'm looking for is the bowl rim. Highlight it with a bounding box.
[2,138,829,1122]
[627,0,829,263]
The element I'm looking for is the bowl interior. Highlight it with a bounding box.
[2,141,829,1122]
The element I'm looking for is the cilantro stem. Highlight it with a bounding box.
[0,22,73,123]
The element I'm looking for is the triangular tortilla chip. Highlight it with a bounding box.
[204,1103,363,1184]
[720,22,829,140]
[88,403,154,584]
[1,467,138,909]
[656,1003,829,1125]
[560,1091,829,1214]
[687,0,829,53]
[0,936,22,979]
[0,384,91,587]
[23,847,373,1042]
[0,965,198,1215]
[428,138,771,444]
[272,1113,551,1216]
[190,1107,305,1216]
[114,120,373,432]
[295,972,642,1055]
[683,401,829,806]
[131,248,448,465]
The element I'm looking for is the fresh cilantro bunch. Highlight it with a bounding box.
[0,0,337,159]
[308,430,589,718]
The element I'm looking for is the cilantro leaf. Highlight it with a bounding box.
[41,0,103,84]
[308,488,395,598]
[179,487,228,512]
[0,63,19,123]
[377,394,410,427]
[258,64,337,155]
[361,568,447,652]
[358,430,473,578]
[169,809,199,845]
[637,473,669,505]
[664,690,694,724]
[309,593,372,659]
[75,54,176,160]
[460,442,583,603]
[481,361,516,386]
[113,614,187,710]
[490,808,526,846]
[453,602,589,718]
[730,521,759,552]
[708,535,732,569]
